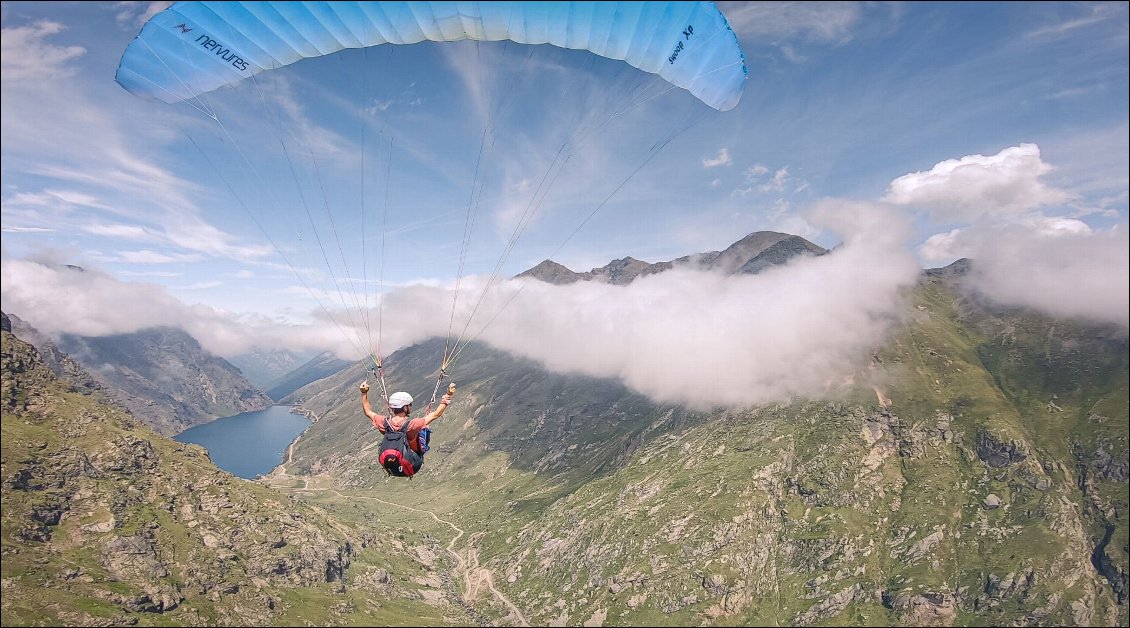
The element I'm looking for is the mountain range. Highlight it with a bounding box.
[226,347,318,389]
[264,351,353,403]
[517,230,826,285]
[0,312,472,626]
[7,314,270,436]
[2,230,1126,626]
[272,241,1128,626]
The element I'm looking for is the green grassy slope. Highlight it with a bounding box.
[281,272,1127,626]
[1,320,476,627]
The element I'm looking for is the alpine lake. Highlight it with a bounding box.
[173,405,311,479]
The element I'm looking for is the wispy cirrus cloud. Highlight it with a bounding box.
[89,249,205,265]
[0,20,84,80]
[1025,2,1128,40]
[2,15,277,266]
[718,1,866,44]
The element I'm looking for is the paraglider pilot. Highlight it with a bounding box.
[361,380,454,476]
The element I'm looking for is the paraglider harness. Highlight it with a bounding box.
[378,417,423,478]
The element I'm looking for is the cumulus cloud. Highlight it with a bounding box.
[354,199,921,408]
[919,219,1129,329]
[0,258,343,358]
[702,148,732,168]
[454,200,921,408]
[899,143,1127,329]
[1,199,923,409]
[884,143,1072,221]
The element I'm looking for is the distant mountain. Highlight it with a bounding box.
[0,311,474,627]
[6,312,102,396]
[228,347,319,389]
[517,259,585,284]
[265,351,353,402]
[517,230,827,285]
[9,318,271,436]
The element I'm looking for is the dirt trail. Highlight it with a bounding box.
[262,408,528,624]
[327,490,529,626]
[278,484,529,626]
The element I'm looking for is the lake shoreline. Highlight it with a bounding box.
[173,405,312,480]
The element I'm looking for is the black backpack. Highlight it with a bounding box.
[378,418,423,478]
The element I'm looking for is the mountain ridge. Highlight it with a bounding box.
[272,257,1127,626]
[6,315,270,436]
[516,230,828,285]
[1,311,478,626]
[3,230,1126,626]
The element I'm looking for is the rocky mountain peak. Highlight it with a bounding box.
[516,259,584,285]
[703,230,796,274]
[516,230,827,285]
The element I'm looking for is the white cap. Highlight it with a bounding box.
[388,391,414,409]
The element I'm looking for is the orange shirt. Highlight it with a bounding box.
[370,414,427,454]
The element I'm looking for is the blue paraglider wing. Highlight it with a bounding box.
[115,1,748,111]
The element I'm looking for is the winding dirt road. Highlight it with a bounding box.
[262,408,528,624]
[321,490,529,626]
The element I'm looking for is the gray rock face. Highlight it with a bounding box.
[1091,439,1129,482]
[983,493,1003,509]
[103,535,168,582]
[976,429,1028,468]
[736,235,826,275]
[883,591,958,626]
[15,321,271,435]
[516,259,585,285]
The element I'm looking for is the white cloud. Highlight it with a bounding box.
[354,199,922,408]
[918,228,965,263]
[762,166,790,192]
[82,222,160,242]
[975,225,1128,329]
[702,148,732,168]
[175,281,223,291]
[112,2,174,27]
[744,164,769,180]
[113,249,205,264]
[0,21,85,81]
[0,258,347,357]
[118,270,183,278]
[919,219,1128,329]
[0,199,923,408]
[718,1,866,44]
[1,18,277,267]
[1025,2,1126,39]
[884,143,1072,221]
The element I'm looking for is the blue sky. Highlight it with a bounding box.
[2,2,1127,404]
